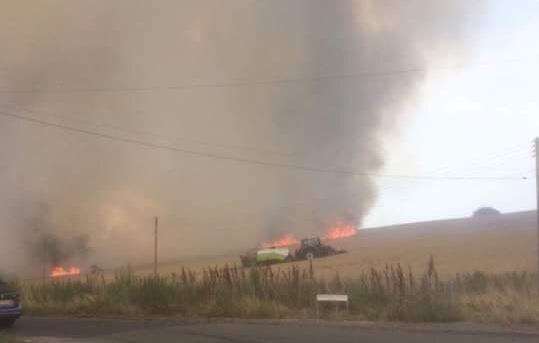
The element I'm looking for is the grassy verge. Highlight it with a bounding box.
[0,333,21,343]
[16,258,539,324]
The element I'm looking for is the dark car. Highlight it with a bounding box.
[0,281,21,327]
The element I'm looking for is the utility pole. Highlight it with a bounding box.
[41,234,50,282]
[535,137,539,284]
[42,238,47,282]
[154,216,159,277]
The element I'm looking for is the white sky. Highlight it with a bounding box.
[364,0,539,227]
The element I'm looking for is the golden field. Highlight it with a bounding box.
[19,211,539,323]
[136,211,538,279]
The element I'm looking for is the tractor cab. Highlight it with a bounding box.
[295,236,341,260]
[300,237,322,248]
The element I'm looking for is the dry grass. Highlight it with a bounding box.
[15,212,539,324]
[16,259,539,324]
[457,272,539,325]
[0,333,21,343]
[460,290,539,325]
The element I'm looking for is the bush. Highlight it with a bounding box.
[473,207,501,217]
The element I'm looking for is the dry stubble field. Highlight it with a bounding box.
[135,211,538,279]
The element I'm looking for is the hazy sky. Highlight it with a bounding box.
[1,0,538,265]
[365,0,539,227]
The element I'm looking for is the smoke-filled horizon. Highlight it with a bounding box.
[0,0,484,275]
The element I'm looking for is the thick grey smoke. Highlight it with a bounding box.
[0,0,483,275]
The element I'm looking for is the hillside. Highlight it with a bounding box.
[138,210,538,279]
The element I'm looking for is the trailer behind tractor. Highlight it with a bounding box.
[240,236,346,267]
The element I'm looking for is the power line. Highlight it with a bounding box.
[0,67,434,94]
[0,110,529,181]
[385,147,533,184]
[5,104,298,158]
[8,106,530,218]
[5,104,392,169]
[0,56,533,95]
[3,102,426,164]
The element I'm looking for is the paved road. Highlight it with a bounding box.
[4,317,539,342]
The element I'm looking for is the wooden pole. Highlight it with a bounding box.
[535,138,539,285]
[154,216,158,277]
[42,238,47,282]
[309,255,314,279]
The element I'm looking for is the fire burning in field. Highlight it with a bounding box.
[324,224,358,240]
[50,266,81,278]
[262,233,299,248]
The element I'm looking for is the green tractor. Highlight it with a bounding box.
[294,237,346,261]
[240,236,346,267]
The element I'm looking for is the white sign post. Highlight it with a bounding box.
[315,294,349,320]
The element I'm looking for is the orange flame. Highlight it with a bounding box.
[324,224,358,240]
[50,266,81,278]
[262,233,299,248]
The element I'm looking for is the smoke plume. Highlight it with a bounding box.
[0,0,483,275]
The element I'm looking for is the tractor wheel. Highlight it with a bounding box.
[305,252,315,261]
